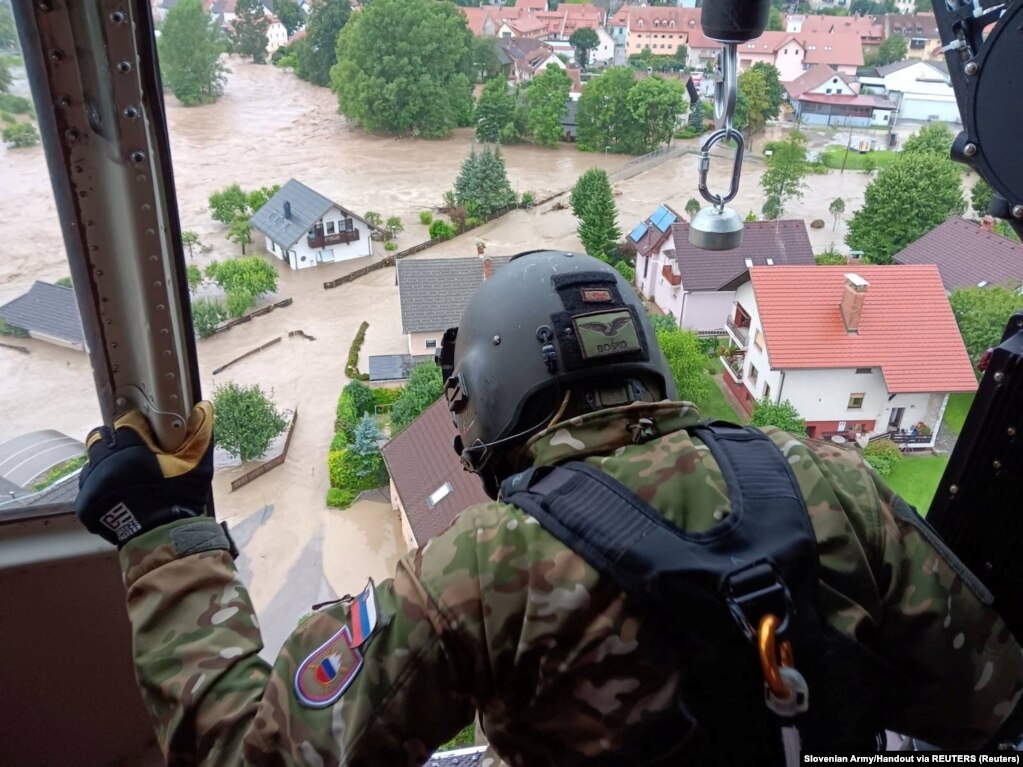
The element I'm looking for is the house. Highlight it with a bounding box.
[638,220,815,333]
[609,5,702,56]
[250,179,377,269]
[785,64,896,127]
[496,38,565,84]
[265,16,289,53]
[631,203,683,297]
[498,16,549,40]
[0,282,85,350]
[784,13,885,53]
[686,27,864,81]
[884,13,942,59]
[892,217,1023,292]
[397,257,511,357]
[721,265,977,446]
[870,59,959,123]
[380,398,490,551]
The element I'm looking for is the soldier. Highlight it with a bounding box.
[75,251,1023,766]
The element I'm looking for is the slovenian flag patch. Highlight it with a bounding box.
[295,580,380,708]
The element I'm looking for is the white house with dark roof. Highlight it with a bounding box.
[631,204,682,299]
[250,179,377,270]
[0,282,85,350]
[640,220,815,333]
[397,257,511,356]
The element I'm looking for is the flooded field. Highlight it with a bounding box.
[0,59,877,650]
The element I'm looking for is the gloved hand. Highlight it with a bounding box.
[74,401,214,547]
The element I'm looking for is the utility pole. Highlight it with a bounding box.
[839,117,853,175]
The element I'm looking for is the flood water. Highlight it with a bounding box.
[0,59,878,650]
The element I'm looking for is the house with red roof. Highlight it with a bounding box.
[785,64,896,127]
[637,220,815,333]
[381,399,490,550]
[784,13,885,54]
[892,217,1023,292]
[721,265,977,447]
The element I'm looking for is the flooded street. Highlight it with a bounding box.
[1,59,875,653]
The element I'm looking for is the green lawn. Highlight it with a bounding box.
[886,455,950,515]
[696,359,746,423]
[943,392,975,436]
[819,148,899,171]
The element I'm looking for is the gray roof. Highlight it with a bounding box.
[893,217,1023,291]
[0,471,80,510]
[397,257,512,334]
[0,281,84,347]
[250,179,369,249]
[425,747,487,767]
[876,59,947,78]
[368,354,434,382]
[671,220,815,291]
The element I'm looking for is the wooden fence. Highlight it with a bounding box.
[0,341,29,354]
[230,407,299,492]
[209,297,293,335]
[212,336,283,375]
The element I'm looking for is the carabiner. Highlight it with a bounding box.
[758,613,794,699]
[697,128,745,210]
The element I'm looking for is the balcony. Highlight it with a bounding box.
[308,229,360,249]
[661,263,681,286]
[726,315,750,347]
[720,351,745,383]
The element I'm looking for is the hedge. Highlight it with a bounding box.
[372,386,404,408]
[345,321,370,380]
[864,438,902,477]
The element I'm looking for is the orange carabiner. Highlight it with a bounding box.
[758,614,794,698]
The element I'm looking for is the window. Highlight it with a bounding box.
[855,367,872,374]
[427,482,453,508]
[325,221,336,235]
[848,393,865,409]
[425,339,437,349]
[826,88,832,94]
[754,329,765,351]
[748,364,759,385]
[763,382,772,401]
[344,218,354,231]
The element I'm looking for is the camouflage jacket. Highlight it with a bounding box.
[120,402,1023,766]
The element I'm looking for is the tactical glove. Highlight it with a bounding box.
[74,402,214,547]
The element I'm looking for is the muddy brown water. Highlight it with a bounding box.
[0,59,879,650]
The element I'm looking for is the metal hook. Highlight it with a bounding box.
[698,128,745,210]
[714,43,738,132]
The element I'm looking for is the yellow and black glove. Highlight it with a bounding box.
[74,402,214,547]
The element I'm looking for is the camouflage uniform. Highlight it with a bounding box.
[120,401,1023,766]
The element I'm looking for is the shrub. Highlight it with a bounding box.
[373,386,404,408]
[335,379,375,439]
[327,446,385,499]
[520,190,536,206]
[750,398,806,433]
[815,247,847,266]
[191,297,228,338]
[225,288,255,318]
[810,219,826,229]
[0,112,14,124]
[2,122,40,148]
[0,93,33,114]
[345,321,370,380]
[613,260,635,283]
[429,219,456,241]
[384,241,398,251]
[330,432,348,452]
[0,317,29,338]
[391,362,443,433]
[464,216,484,229]
[31,455,87,491]
[864,438,902,477]
[326,487,357,509]
[419,211,434,226]
[212,383,287,461]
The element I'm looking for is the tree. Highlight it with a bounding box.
[246,184,280,213]
[190,297,228,338]
[206,255,278,299]
[181,230,201,259]
[902,122,953,156]
[2,122,39,148]
[391,361,443,433]
[846,152,965,263]
[364,211,383,228]
[873,35,907,67]
[331,0,473,138]
[385,216,404,238]
[685,197,701,221]
[571,168,621,261]
[949,285,1023,367]
[475,77,516,143]
[0,59,11,94]
[654,326,710,404]
[751,398,806,433]
[351,413,388,485]
[627,76,687,152]
[736,64,782,148]
[336,379,376,439]
[232,0,271,64]
[208,184,249,224]
[815,246,848,265]
[971,178,993,218]
[186,264,204,293]
[576,66,643,154]
[525,67,572,147]
[212,382,287,461]
[0,1,16,52]
[569,27,600,69]
[759,130,807,220]
[275,0,306,36]
[298,0,351,87]
[829,198,846,231]
[158,0,227,106]
[767,6,784,30]
[687,100,707,134]
[227,217,254,254]
[454,146,516,218]
[471,36,500,83]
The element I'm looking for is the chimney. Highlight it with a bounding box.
[482,257,493,280]
[981,215,995,232]
[840,273,869,333]
[284,201,292,220]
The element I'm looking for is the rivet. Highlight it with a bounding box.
[993,459,1002,470]
[130,150,146,164]
[493,335,501,345]
[49,49,64,62]
[964,143,978,157]
[38,2,52,11]
[1009,426,1017,437]
[172,419,183,429]
[65,128,79,142]
[1013,205,1023,219]
[123,105,140,119]
[949,484,959,496]
[117,61,132,74]
[58,95,71,108]
[994,371,1006,382]
[964,61,979,75]
[110,10,126,23]
[115,396,127,407]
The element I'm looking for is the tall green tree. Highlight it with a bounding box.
[232,0,270,64]
[736,64,781,148]
[902,122,953,156]
[158,0,228,106]
[627,75,687,152]
[949,285,1023,367]
[846,152,966,263]
[525,66,572,147]
[331,0,473,138]
[571,168,621,261]
[576,66,643,154]
[275,0,306,36]
[0,1,17,52]
[181,230,201,259]
[829,198,846,231]
[569,27,600,68]
[454,146,516,217]
[227,217,254,255]
[298,0,351,87]
[475,78,515,143]
[212,382,287,461]
[971,178,993,218]
[0,59,10,93]
[206,255,278,298]
[767,6,784,30]
[654,326,711,404]
[685,197,701,220]
[873,35,907,66]
[759,130,807,220]
[471,36,500,83]
[208,184,250,224]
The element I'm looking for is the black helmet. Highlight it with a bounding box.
[437,250,675,489]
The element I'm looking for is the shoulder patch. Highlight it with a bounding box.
[573,309,642,360]
[295,580,379,708]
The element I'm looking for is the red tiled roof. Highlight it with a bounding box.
[671,220,815,291]
[785,13,884,41]
[749,265,978,393]
[381,398,491,545]
[784,64,843,98]
[612,5,701,33]
[892,217,1023,291]
[737,30,863,67]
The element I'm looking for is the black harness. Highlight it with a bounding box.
[500,421,886,764]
